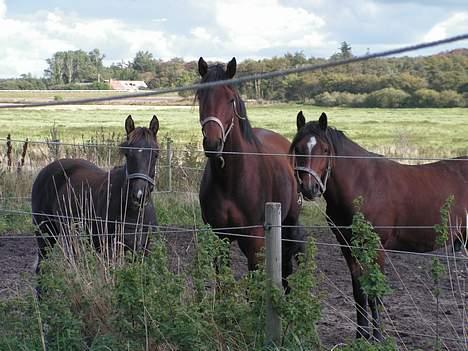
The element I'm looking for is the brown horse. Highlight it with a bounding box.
[291,111,468,340]
[197,57,304,287]
[32,115,160,276]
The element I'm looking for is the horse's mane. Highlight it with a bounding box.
[120,127,158,149]
[291,122,382,158]
[197,64,259,146]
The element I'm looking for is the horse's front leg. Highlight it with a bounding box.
[342,248,370,339]
[237,227,264,271]
[369,251,385,341]
[369,296,384,341]
[281,225,306,293]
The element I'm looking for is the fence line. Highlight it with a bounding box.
[2,137,468,162]
[1,208,466,261]
[0,34,467,110]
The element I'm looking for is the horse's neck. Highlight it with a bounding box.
[324,137,378,210]
[98,167,130,215]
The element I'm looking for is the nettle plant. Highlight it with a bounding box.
[351,197,391,300]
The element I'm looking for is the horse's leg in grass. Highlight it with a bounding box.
[369,296,384,341]
[35,232,55,299]
[237,228,264,271]
[342,247,370,339]
[369,251,385,341]
[281,225,306,293]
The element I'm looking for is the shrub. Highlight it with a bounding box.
[364,88,410,108]
[412,89,441,107]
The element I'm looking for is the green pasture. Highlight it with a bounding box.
[1,104,467,156]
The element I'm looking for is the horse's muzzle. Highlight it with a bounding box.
[300,182,322,201]
[203,137,223,158]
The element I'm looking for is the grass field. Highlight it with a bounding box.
[1,104,467,157]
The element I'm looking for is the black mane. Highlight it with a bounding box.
[197,64,259,145]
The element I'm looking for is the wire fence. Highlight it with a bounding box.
[2,137,468,162]
[1,206,466,262]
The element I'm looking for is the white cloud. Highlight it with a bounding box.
[423,12,468,41]
[0,0,5,18]
[0,0,466,78]
[0,4,177,77]
[211,0,329,52]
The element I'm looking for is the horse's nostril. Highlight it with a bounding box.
[314,183,320,193]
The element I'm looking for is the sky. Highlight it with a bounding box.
[0,0,467,78]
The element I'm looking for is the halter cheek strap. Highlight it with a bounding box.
[293,135,333,196]
[200,100,243,166]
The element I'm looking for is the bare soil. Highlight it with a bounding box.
[1,229,466,350]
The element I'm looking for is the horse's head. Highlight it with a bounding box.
[121,115,160,207]
[291,111,332,200]
[196,57,239,161]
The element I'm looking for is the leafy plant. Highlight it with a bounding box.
[351,198,391,300]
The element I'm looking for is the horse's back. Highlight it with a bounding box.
[32,159,105,215]
[253,128,291,154]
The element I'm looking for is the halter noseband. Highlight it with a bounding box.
[200,99,245,167]
[293,135,332,196]
[126,168,155,187]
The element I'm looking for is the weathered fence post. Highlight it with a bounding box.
[6,134,12,171]
[167,140,173,192]
[265,202,282,346]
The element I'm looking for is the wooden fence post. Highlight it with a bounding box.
[167,140,172,192]
[265,202,282,346]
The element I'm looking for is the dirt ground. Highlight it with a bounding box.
[0,229,466,350]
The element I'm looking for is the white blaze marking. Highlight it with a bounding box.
[307,136,317,154]
[137,189,143,199]
[138,149,143,153]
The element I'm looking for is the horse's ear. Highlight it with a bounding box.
[318,112,328,131]
[125,115,135,136]
[226,57,236,79]
[149,115,159,136]
[297,110,306,131]
[198,57,208,77]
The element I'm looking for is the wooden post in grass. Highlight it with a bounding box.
[265,202,282,346]
[6,134,12,171]
[167,140,173,192]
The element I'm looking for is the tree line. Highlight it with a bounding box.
[0,44,467,107]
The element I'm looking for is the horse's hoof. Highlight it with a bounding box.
[356,327,370,340]
[372,330,384,342]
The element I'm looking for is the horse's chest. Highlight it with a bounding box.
[201,196,256,228]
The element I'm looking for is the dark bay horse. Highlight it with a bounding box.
[32,115,160,274]
[291,111,468,340]
[197,57,304,287]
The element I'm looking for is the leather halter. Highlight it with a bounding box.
[293,135,332,196]
[200,99,245,162]
[126,168,155,187]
